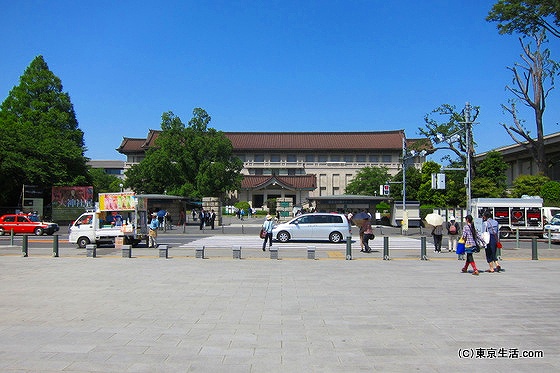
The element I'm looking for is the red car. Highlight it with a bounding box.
[0,214,59,236]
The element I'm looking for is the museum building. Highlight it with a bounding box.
[117,130,427,209]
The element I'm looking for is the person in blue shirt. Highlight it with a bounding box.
[261,215,274,251]
[148,213,159,248]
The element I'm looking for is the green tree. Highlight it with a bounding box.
[125,109,243,199]
[344,166,391,196]
[89,168,122,194]
[472,151,508,197]
[540,180,560,206]
[487,0,560,38]
[0,55,89,206]
[510,174,550,197]
[416,161,448,206]
[390,166,422,202]
[418,103,479,179]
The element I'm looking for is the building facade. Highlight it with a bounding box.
[474,131,560,185]
[117,130,427,209]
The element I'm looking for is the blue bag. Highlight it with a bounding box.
[456,241,466,255]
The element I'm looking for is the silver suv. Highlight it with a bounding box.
[272,213,351,243]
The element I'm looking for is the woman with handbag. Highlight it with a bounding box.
[360,216,374,253]
[483,211,502,273]
[461,215,484,275]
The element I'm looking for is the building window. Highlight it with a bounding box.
[305,154,315,163]
[344,155,354,162]
[254,169,263,175]
[382,155,392,163]
[330,155,340,162]
[356,155,366,162]
[288,169,296,175]
[287,154,297,162]
[369,155,379,162]
[318,155,328,162]
[270,154,281,162]
[254,154,264,162]
[237,154,246,162]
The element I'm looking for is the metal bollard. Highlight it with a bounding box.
[346,236,352,260]
[122,244,132,258]
[420,236,428,260]
[10,229,14,246]
[195,246,204,259]
[86,244,96,258]
[307,246,316,260]
[52,235,59,257]
[159,244,168,258]
[383,236,390,260]
[22,235,29,257]
[532,237,538,260]
[233,245,241,259]
[270,247,278,260]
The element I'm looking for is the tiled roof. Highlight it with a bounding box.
[241,175,317,190]
[116,137,149,153]
[118,130,414,153]
[226,131,405,151]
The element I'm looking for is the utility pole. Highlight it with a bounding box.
[462,102,474,215]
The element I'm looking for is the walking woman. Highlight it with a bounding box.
[461,215,484,276]
[262,214,274,251]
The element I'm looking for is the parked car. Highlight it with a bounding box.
[544,213,560,243]
[0,214,59,236]
[272,213,351,243]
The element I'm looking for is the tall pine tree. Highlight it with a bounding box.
[0,55,89,207]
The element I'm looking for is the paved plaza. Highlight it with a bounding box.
[1,236,559,372]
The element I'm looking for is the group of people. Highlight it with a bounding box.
[432,213,502,275]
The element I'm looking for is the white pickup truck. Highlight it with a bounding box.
[68,193,148,248]
[69,211,146,248]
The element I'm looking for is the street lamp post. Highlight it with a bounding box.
[401,137,426,234]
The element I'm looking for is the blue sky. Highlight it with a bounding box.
[1,0,559,161]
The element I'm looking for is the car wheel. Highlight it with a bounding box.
[277,231,290,243]
[499,228,511,239]
[77,236,90,249]
[34,227,44,236]
[329,231,343,243]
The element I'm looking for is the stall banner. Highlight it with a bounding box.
[99,192,136,211]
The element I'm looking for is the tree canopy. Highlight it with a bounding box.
[0,55,89,206]
[344,166,391,196]
[487,0,560,38]
[125,109,243,199]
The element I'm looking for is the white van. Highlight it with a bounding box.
[272,213,351,243]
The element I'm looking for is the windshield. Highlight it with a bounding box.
[549,214,560,225]
[28,215,40,222]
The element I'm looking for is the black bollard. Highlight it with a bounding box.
[22,235,28,257]
[383,236,390,260]
[420,236,428,260]
[346,236,352,260]
[532,237,538,260]
[52,235,59,257]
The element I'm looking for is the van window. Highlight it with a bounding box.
[294,216,311,224]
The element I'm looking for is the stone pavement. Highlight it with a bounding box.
[0,251,559,372]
